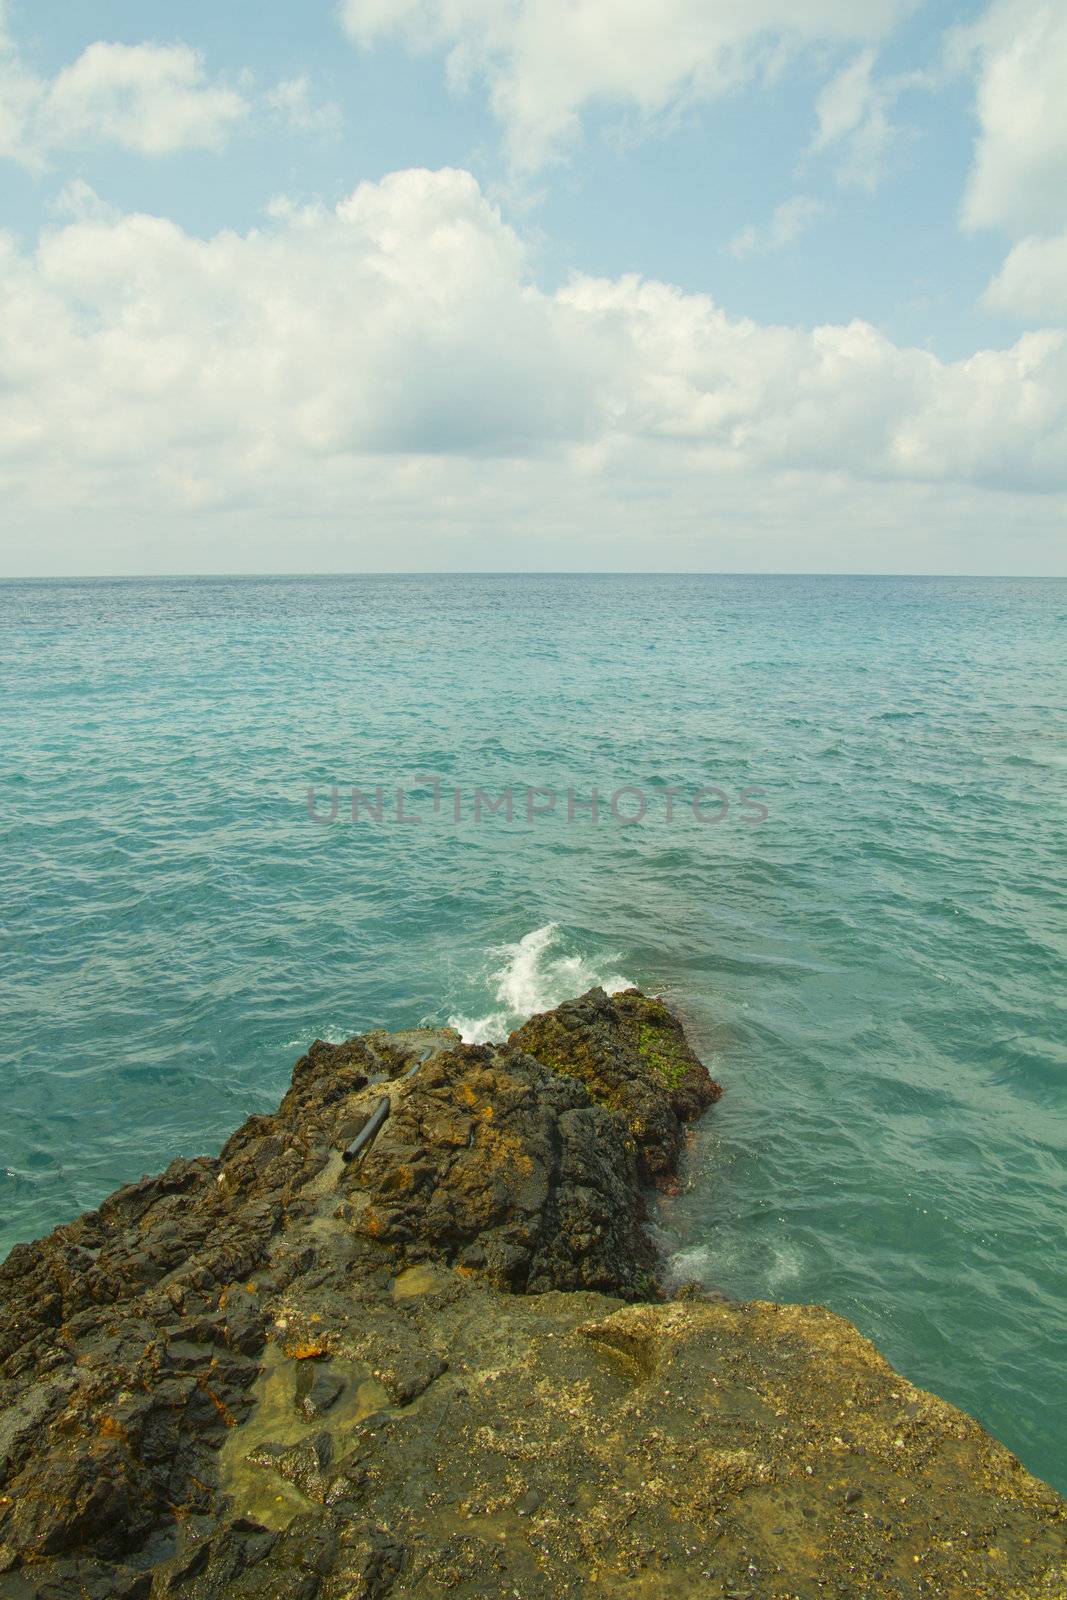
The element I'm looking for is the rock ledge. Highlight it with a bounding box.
[0,989,1062,1599]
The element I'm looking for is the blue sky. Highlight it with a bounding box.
[1,0,1065,573]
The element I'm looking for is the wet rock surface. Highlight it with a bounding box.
[0,989,1063,1598]
[510,988,721,1187]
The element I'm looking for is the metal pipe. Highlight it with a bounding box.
[341,1095,390,1164]
[340,1046,433,1164]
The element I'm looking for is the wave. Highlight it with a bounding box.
[449,923,633,1044]
[281,1024,354,1049]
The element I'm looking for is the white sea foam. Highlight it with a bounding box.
[448,923,633,1044]
[282,1024,354,1048]
[668,1237,807,1296]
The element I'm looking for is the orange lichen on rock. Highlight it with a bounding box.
[283,1341,328,1361]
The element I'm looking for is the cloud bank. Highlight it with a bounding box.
[0,2,1064,571]
[2,167,1065,560]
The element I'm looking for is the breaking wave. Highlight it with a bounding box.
[448,923,633,1044]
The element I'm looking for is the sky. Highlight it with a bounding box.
[0,0,1065,574]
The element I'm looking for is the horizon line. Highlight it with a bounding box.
[2,570,1066,583]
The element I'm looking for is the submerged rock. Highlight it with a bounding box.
[0,989,1061,1598]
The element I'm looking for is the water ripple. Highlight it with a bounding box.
[1,572,1065,1490]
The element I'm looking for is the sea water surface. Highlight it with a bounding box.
[1,574,1065,1489]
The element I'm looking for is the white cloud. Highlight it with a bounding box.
[2,163,1065,564]
[46,178,122,223]
[811,47,920,191]
[955,0,1067,235]
[984,231,1067,323]
[728,196,827,259]
[338,0,913,168]
[1,170,602,482]
[953,1,1067,322]
[265,75,343,136]
[564,275,1067,491]
[0,13,248,165]
[42,42,247,155]
[0,1,34,162]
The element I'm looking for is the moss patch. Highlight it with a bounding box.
[526,1049,624,1114]
[636,1023,690,1089]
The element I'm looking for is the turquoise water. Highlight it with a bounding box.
[2,574,1065,1489]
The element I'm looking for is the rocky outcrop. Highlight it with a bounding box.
[510,987,720,1187]
[0,990,1062,1599]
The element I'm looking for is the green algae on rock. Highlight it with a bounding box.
[0,989,1063,1599]
[509,987,721,1187]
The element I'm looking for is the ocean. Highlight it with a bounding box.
[1,572,1064,1490]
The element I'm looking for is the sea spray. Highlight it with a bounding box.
[282,925,633,1052]
[449,924,633,1043]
